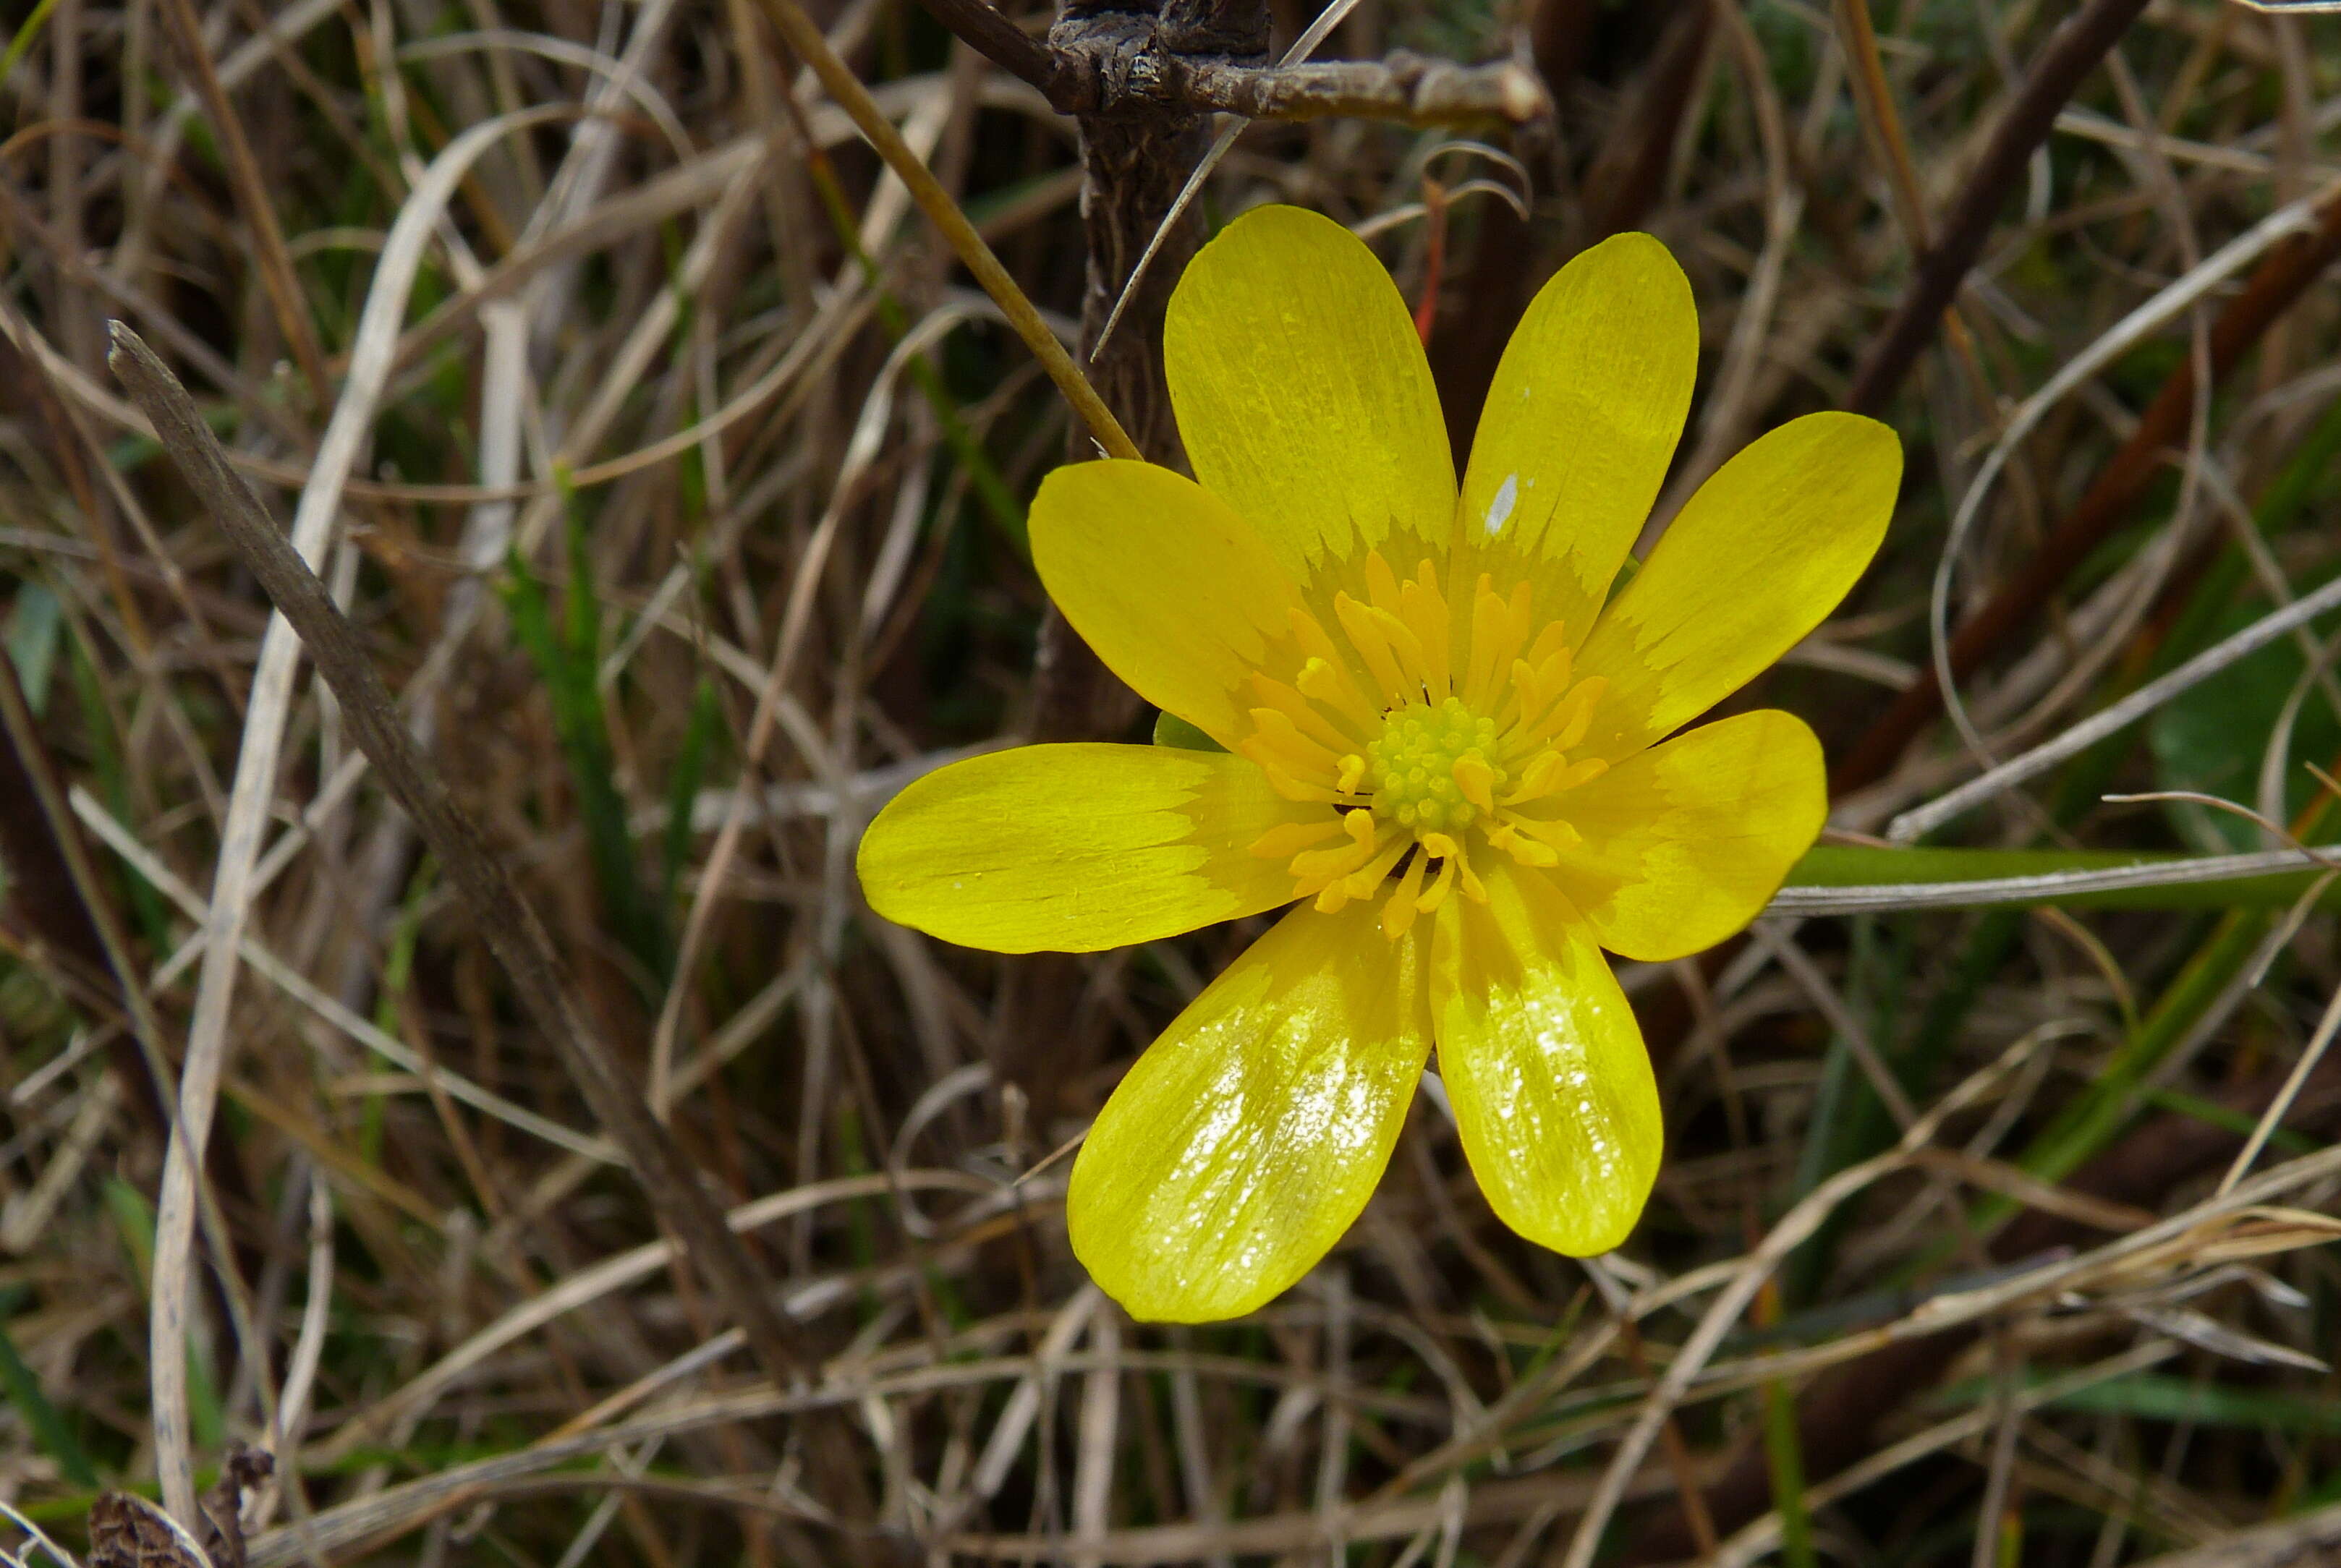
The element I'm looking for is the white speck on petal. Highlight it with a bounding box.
[1486,472,1519,535]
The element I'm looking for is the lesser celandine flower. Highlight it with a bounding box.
[859,206,1900,1322]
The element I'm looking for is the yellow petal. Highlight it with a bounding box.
[1453,232,1696,649]
[1165,205,1455,580]
[1430,863,1660,1256]
[1545,710,1824,963]
[857,744,1312,953]
[1031,461,1309,749]
[1574,412,1901,759]
[1068,898,1432,1322]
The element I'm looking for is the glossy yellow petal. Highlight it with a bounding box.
[1575,412,1901,759]
[1430,863,1660,1256]
[1165,205,1455,580]
[1068,898,1432,1322]
[1454,233,1697,647]
[1545,710,1824,963]
[1031,460,1309,749]
[857,744,1311,954]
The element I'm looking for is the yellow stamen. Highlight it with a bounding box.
[1294,655,1377,729]
[1397,561,1451,696]
[1290,810,1380,888]
[1382,850,1429,939]
[1518,676,1606,751]
[1248,819,1343,858]
[1486,820,1560,866]
[1524,620,1570,670]
[1289,839,1375,884]
[1415,853,1456,915]
[1359,602,1431,696]
[1244,707,1336,775]
[1465,578,1534,709]
[1258,764,1343,804]
[1504,752,1605,806]
[1333,592,1410,703]
[1508,749,1565,802]
[1453,754,1497,814]
[1458,856,1488,902]
[1422,832,1486,903]
[1341,835,1412,898]
[1549,678,1605,751]
[1505,814,1584,853]
[1248,673,1362,755]
[1246,561,1607,937]
[1552,757,1609,793]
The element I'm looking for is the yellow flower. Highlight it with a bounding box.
[858,206,1900,1323]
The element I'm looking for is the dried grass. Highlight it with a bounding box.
[4,0,2341,1564]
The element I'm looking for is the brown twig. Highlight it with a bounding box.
[103,323,885,1547]
[1143,51,1547,124]
[912,0,1547,125]
[1843,0,2151,417]
[1832,182,2341,793]
[912,0,1065,98]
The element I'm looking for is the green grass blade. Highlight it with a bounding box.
[502,507,666,981]
[102,1178,224,1450]
[1762,1376,1818,1568]
[0,1287,99,1487]
[662,675,721,911]
[1787,845,2341,912]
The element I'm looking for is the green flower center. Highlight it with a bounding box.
[1367,696,1506,832]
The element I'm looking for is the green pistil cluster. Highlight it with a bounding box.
[1367,697,1505,832]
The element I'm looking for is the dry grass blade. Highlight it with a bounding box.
[4,5,2341,1566]
[749,0,1136,460]
[103,322,880,1541]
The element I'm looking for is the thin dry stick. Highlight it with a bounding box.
[1910,187,2336,772]
[1556,1037,2088,1568]
[1832,0,1929,253]
[148,0,332,404]
[1747,922,1917,1129]
[1837,178,2341,793]
[2217,976,2341,1193]
[1890,568,2341,840]
[647,299,978,1117]
[2124,1497,2341,1568]
[749,0,1139,460]
[1843,0,2153,415]
[1705,1342,2181,1568]
[106,322,883,1541]
[137,108,574,1530]
[1771,847,2335,914]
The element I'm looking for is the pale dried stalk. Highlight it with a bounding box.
[108,321,882,1535]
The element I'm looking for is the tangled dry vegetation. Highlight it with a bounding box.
[4,0,2341,1561]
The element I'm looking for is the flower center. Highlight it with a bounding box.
[1367,698,1504,832]
[1236,551,1613,940]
